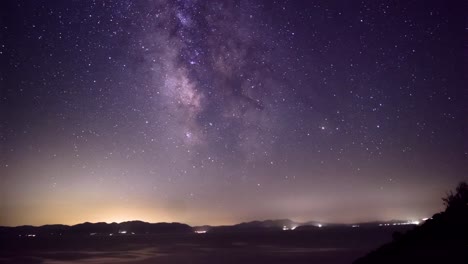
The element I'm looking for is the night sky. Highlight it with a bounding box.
[1,0,466,227]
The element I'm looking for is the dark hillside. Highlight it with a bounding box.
[354,182,468,264]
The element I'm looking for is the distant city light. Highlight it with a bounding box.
[283,225,298,231]
[194,230,207,234]
[378,220,422,227]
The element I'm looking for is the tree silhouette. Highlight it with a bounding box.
[442,182,468,212]
[354,181,468,264]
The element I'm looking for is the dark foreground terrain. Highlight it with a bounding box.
[354,182,468,264]
[0,226,411,264]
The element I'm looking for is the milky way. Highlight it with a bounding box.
[1,0,466,226]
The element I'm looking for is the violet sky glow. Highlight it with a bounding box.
[1,0,466,226]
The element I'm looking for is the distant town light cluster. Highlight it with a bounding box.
[90,231,135,236]
[282,225,298,231]
[378,220,422,226]
[18,234,37,237]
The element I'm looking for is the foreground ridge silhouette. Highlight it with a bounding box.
[354,182,468,264]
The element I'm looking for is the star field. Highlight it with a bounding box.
[1,0,466,226]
